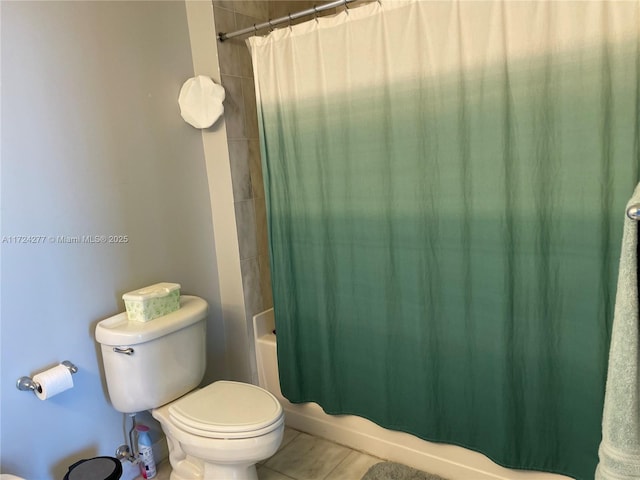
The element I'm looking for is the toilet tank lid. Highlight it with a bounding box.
[95,295,207,346]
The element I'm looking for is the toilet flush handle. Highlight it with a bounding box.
[113,347,134,355]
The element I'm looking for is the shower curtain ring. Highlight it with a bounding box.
[288,13,293,29]
[313,5,319,22]
[268,19,274,32]
[344,0,349,12]
[253,23,258,33]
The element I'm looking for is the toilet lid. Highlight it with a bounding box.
[168,381,283,438]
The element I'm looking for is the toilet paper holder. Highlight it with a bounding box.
[16,360,78,393]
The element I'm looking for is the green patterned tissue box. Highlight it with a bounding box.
[123,282,181,322]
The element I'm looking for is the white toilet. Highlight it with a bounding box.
[95,295,284,480]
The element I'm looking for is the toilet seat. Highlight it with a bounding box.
[168,381,284,439]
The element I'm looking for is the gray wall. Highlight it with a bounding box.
[0,2,224,478]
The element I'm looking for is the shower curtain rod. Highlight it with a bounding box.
[217,0,359,42]
[628,203,640,220]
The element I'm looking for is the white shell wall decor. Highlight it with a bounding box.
[178,75,225,129]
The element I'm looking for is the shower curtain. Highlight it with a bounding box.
[247,2,640,478]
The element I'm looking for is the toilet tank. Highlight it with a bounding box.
[95,295,208,413]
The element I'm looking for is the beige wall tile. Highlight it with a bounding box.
[213,0,237,11]
[213,6,240,75]
[242,76,259,139]
[237,36,255,78]
[249,139,265,198]
[235,11,266,30]
[213,5,236,34]
[255,195,268,257]
[235,199,258,259]
[259,254,273,309]
[234,0,269,20]
[221,74,246,139]
[228,140,253,200]
[233,13,262,77]
[241,256,264,317]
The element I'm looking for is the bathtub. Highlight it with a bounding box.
[253,309,573,480]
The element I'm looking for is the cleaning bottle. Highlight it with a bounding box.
[136,424,157,479]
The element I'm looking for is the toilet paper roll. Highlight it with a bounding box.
[33,364,74,400]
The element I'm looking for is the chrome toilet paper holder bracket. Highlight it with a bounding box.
[16,360,78,393]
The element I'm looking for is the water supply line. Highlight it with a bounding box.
[129,413,138,459]
[115,413,139,463]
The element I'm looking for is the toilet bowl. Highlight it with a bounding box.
[152,381,284,480]
[95,295,284,480]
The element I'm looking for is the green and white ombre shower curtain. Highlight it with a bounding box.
[247,2,640,478]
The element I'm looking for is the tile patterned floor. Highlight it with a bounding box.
[150,427,382,480]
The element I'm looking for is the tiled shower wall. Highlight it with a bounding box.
[212,1,324,332]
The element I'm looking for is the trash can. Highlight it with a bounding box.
[63,457,122,480]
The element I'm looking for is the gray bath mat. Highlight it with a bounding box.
[361,462,448,480]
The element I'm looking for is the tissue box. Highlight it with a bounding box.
[123,283,181,322]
